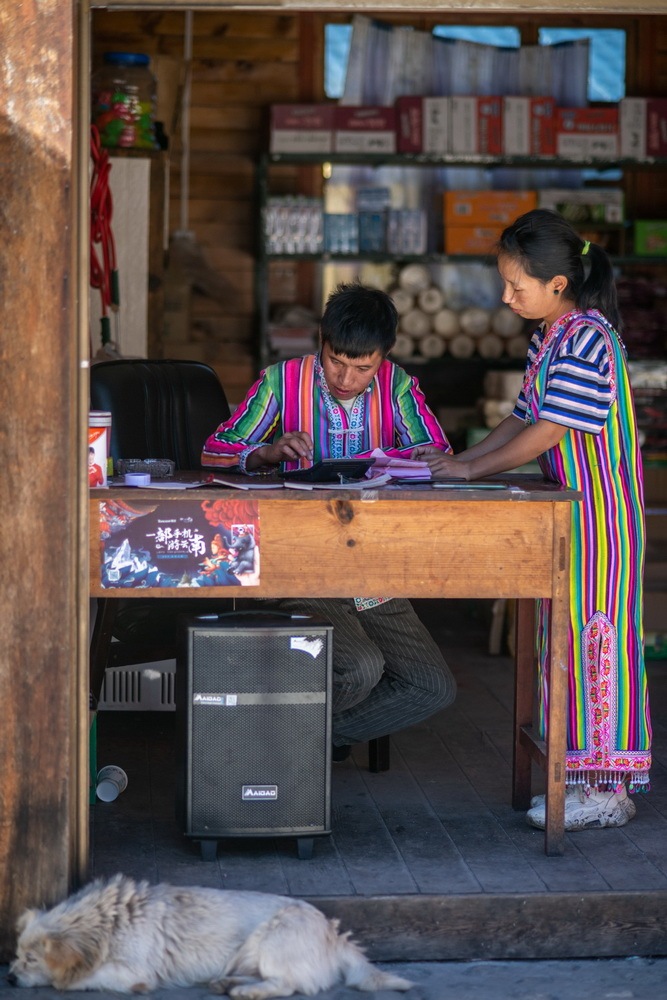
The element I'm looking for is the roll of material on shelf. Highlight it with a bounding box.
[390,287,414,316]
[506,334,530,359]
[391,332,415,360]
[398,263,431,294]
[358,262,394,291]
[459,306,492,338]
[483,398,516,428]
[448,333,476,359]
[400,307,431,338]
[418,333,447,359]
[484,370,525,401]
[432,308,461,339]
[491,305,525,339]
[418,285,445,314]
[477,333,505,359]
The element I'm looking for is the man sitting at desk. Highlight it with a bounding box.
[201,282,457,760]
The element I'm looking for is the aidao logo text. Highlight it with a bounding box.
[242,785,278,801]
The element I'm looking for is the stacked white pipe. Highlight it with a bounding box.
[389,263,530,363]
[481,369,526,428]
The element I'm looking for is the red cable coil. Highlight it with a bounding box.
[90,125,118,344]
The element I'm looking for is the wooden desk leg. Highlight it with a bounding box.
[513,598,535,811]
[544,504,570,857]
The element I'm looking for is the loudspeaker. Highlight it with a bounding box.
[176,612,332,860]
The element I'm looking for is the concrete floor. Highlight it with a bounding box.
[2,956,667,999]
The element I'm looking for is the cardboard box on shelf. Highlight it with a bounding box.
[387,209,428,255]
[323,213,359,253]
[634,220,667,256]
[620,97,667,158]
[450,96,503,155]
[555,107,619,159]
[333,106,396,154]
[444,225,501,255]
[268,325,318,358]
[269,104,335,154]
[396,96,450,154]
[503,96,556,156]
[538,188,624,224]
[444,190,537,228]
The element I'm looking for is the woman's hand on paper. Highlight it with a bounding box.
[411,445,471,481]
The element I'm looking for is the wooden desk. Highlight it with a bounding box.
[90,477,579,855]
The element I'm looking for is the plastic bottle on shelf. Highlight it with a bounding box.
[92,52,158,150]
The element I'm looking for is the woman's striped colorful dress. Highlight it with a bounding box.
[514,308,651,792]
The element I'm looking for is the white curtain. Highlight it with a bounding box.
[341,16,588,107]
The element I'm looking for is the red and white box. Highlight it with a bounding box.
[621,97,667,158]
[269,104,335,154]
[503,96,556,156]
[555,108,619,159]
[396,96,450,154]
[333,106,396,154]
[450,96,503,156]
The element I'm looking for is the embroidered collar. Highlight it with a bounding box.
[314,352,370,458]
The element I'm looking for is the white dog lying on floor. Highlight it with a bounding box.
[9,874,413,998]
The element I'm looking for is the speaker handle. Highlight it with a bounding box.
[192,610,314,621]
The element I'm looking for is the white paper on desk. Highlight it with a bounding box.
[284,472,393,491]
[367,448,431,479]
[210,477,285,490]
[110,479,209,489]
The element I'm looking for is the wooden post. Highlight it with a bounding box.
[0,0,86,960]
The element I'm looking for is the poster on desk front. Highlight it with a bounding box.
[98,497,260,588]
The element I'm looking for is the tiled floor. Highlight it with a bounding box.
[89,599,667,959]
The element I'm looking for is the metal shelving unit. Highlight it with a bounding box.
[255,151,667,369]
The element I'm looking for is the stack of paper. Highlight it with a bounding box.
[367,448,431,481]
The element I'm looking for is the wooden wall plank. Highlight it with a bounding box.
[0,0,82,961]
[93,11,298,40]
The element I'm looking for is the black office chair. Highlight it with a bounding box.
[89,358,390,772]
[89,359,233,705]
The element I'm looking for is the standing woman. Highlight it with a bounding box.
[415,208,650,830]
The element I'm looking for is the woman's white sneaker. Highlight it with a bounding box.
[526,785,637,830]
[530,786,580,808]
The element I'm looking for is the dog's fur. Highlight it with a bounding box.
[9,874,413,998]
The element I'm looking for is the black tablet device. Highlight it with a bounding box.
[279,457,375,483]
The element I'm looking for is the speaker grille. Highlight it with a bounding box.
[191,703,328,833]
[179,619,332,839]
[191,629,327,692]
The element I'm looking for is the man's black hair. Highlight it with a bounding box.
[320,282,398,357]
